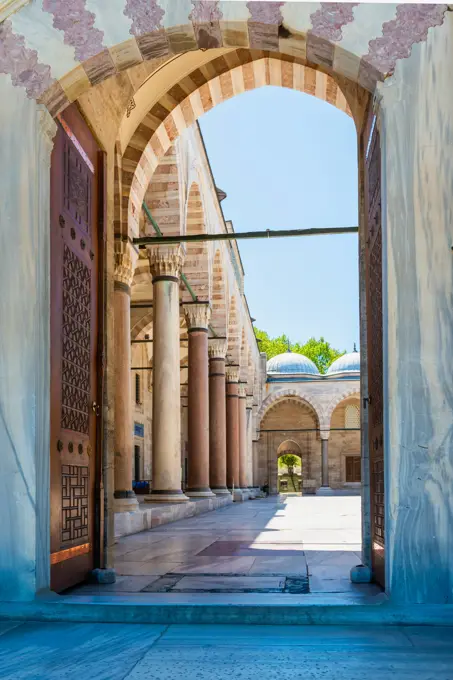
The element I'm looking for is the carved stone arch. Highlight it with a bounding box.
[141,143,181,238]
[211,248,228,337]
[239,329,249,384]
[226,295,241,367]
[123,56,360,237]
[277,440,302,457]
[131,311,153,342]
[325,387,361,428]
[182,180,209,302]
[257,389,325,430]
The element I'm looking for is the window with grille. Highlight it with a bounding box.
[345,403,360,429]
[135,373,141,404]
[346,456,361,482]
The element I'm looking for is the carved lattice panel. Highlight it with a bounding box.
[61,244,91,434]
[64,138,91,233]
[61,465,89,543]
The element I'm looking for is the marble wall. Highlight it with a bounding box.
[380,13,453,604]
[0,75,55,600]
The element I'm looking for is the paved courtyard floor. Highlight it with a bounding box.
[70,495,381,599]
[1,621,453,679]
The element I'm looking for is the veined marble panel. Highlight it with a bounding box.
[0,75,55,600]
[380,12,453,604]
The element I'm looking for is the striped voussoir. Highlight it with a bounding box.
[121,51,353,239]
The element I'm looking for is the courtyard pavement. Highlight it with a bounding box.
[70,495,381,598]
[1,621,453,679]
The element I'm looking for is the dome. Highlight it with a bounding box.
[327,351,360,377]
[267,352,320,376]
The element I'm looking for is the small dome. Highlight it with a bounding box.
[267,352,320,376]
[327,351,360,376]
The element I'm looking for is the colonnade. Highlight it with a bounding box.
[113,244,253,509]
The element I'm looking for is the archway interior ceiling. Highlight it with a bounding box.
[2,2,446,115]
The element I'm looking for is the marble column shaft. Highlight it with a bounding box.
[146,245,188,503]
[226,366,240,490]
[320,435,329,487]
[238,383,248,490]
[113,242,139,511]
[208,339,229,495]
[184,303,214,497]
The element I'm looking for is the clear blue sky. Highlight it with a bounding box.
[199,86,359,353]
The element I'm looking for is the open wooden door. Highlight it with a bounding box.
[50,104,102,592]
[363,105,385,587]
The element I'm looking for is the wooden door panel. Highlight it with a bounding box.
[50,104,100,592]
[363,107,385,588]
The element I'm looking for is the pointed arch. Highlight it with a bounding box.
[141,143,181,238]
[181,180,209,302]
[226,295,241,367]
[211,248,228,337]
[257,389,325,430]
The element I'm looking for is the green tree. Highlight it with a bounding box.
[292,336,344,374]
[278,454,299,472]
[254,327,345,374]
[278,454,300,493]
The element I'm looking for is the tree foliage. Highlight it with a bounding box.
[278,454,300,472]
[254,327,345,374]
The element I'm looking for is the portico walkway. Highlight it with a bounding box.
[71,496,380,599]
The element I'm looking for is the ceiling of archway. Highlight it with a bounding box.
[0,2,447,115]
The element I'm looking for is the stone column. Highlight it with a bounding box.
[183,303,215,498]
[316,431,333,496]
[208,338,230,495]
[238,383,248,491]
[113,241,139,511]
[246,395,254,487]
[145,245,188,503]
[226,366,240,492]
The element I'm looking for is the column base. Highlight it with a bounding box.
[350,564,373,583]
[316,486,335,496]
[211,487,231,496]
[144,491,190,503]
[185,488,216,498]
[113,493,139,512]
[90,568,116,585]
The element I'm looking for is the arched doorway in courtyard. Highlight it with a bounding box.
[277,440,302,494]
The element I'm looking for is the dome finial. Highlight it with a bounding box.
[287,337,291,353]
[353,342,357,352]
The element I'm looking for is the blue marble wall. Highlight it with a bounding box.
[381,15,453,604]
[0,76,54,600]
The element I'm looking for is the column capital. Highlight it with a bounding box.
[114,241,138,288]
[183,302,211,331]
[225,365,239,383]
[147,244,185,280]
[320,430,330,440]
[238,383,247,398]
[246,395,254,409]
[208,337,227,360]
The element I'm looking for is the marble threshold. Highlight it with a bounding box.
[1,593,453,627]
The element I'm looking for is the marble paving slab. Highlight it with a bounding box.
[249,557,308,577]
[171,576,286,592]
[115,560,181,576]
[169,557,255,575]
[196,541,305,557]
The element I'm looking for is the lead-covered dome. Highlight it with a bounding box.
[327,351,360,377]
[267,352,320,376]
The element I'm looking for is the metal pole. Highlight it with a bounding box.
[134,225,358,246]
